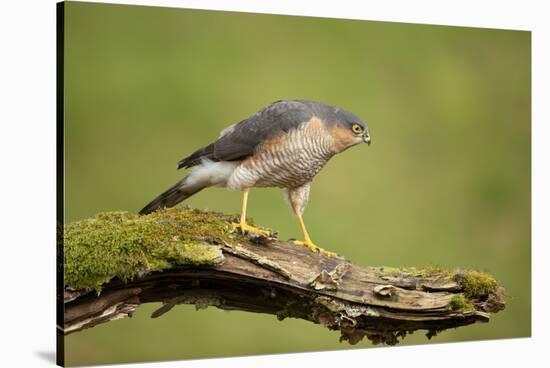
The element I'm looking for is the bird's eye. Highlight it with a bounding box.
[351,124,363,134]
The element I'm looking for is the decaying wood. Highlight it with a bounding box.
[60,235,505,345]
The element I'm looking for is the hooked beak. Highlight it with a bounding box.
[363,133,371,146]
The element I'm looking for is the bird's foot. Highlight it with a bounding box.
[293,239,338,258]
[230,222,272,238]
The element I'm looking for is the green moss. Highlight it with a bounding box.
[380,266,499,295]
[447,270,499,311]
[64,207,246,292]
[152,241,225,266]
[448,294,474,311]
[460,270,498,298]
[379,265,502,308]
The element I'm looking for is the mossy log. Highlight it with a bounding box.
[59,207,506,345]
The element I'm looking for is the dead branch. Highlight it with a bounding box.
[59,208,505,345]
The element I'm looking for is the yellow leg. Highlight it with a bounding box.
[230,189,271,237]
[293,213,337,257]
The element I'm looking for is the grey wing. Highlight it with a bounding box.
[213,100,312,161]
[178,100,312,169]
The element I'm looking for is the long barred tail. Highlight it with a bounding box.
[138,175,208,215]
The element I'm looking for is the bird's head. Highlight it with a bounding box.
[324,108,371,153]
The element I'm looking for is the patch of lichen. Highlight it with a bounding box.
[448,294,474,311]
[64,207,246,293]
[379,264,454,279]
[379,265,502,309]
[459,270,498,299]
[379,265,500,294]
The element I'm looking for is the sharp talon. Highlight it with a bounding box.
[230,222,272,237]
[293,240,338,258]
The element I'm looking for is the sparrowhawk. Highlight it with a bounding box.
[140,99,371,257]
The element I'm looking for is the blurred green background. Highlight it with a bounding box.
[62,2,531,366]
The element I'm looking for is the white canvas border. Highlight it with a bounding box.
[0,1,546,367]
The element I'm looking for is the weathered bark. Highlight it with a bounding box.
[60,232,506,345]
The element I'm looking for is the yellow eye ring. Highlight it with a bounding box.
[351,123,363,134]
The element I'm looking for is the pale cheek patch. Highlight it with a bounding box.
[329,125,357,152]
